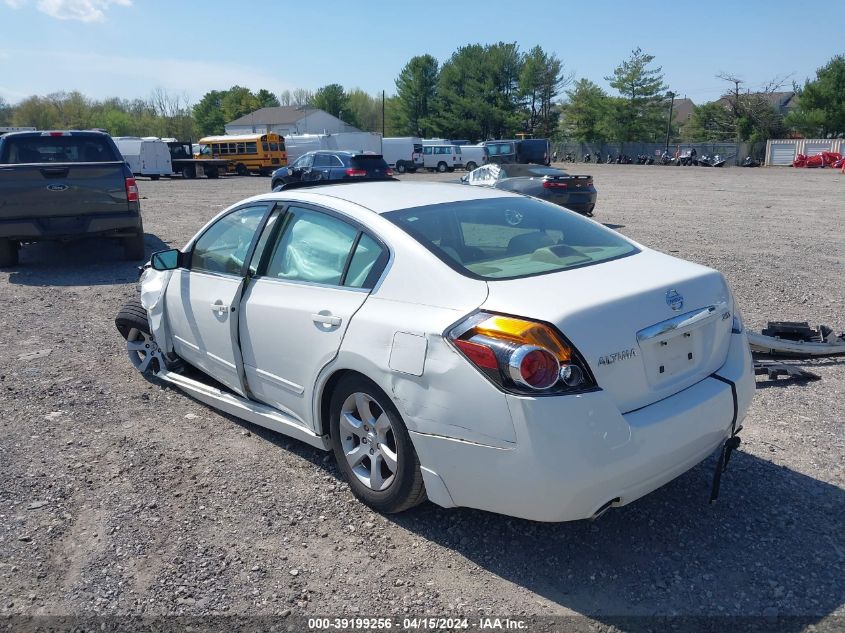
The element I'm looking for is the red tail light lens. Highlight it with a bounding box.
[345,168,367,177]
[448,312,596,396]
[125,177,139,202]
[543,180,567,189]
[385,167,393,176]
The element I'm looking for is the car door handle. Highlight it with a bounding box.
[211,301,229,314]
[312,313,341,326]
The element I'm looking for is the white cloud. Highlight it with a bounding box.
[4,0,131,21]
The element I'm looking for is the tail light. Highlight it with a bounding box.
[385,167,393,176]
[125,177,139,202]
[543,179,567,190]
[448,312,596,395]
[345,168,367,177]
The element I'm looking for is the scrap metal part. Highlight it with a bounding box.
[753,361,821,382]
[748,321,845,358]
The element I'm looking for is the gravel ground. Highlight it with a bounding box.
[0,164,843,631]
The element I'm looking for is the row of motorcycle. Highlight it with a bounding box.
[556,150,755,167]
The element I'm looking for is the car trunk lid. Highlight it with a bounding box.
[481,249,733,412]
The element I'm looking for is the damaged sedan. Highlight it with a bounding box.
[116,181,755,521]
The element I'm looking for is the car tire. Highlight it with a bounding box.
[236,163,249,177]
[123,221,145,260]
[436,161,447,173]
[329,375,426,514]
[0,238,20,267]
[181,166,196,179]
[206,167,219,179]
[150,174,160,181]
[396,162,406,174]
[465,161,477,171]
[115,296,160,375]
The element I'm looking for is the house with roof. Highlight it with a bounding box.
[224,106,361,136]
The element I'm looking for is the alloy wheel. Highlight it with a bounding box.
[339,392,398,491]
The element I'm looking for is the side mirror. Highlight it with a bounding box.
[150,248,182,271]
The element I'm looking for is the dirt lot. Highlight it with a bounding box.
[1,165,843,630]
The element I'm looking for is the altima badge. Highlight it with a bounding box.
[598,348,637,366]
[666,289,684,311]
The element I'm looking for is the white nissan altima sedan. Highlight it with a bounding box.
[116,181,755,522]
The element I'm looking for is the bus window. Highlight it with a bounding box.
[269,142,278,151]
[247,142,257,154]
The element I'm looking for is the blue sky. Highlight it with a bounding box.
[1,0,843,106]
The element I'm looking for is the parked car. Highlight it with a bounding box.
[116,180,754,522]
[422,144,463,172]
[0,130,144,266]
[462,163,597,216]
[483,138,551,166]
[459,144,486,172]
[270,151,392,190]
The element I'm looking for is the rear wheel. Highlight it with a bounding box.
[236,163,249,177]
[465,161,477,171]
[396,162,406,174]
[150,174,160,181]
[436,161,447,173]
[206,167,219,179]
[115,297,161,375]
[329,375,426,514]
[0,238,20,267]
[122,221,145,260]
[181,165,196,179]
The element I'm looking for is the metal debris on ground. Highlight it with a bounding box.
[753,361,821,382]
[748,321,845,358]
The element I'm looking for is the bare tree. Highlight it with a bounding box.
[278,90,292,106]
[715,72,791,142]
[291,88,313,107]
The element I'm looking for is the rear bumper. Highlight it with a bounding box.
[410,331,754,522]
[0,210,141,241]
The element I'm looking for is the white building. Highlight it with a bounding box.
[224,106,361,136]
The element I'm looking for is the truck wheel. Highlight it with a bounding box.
[396,162,406,174]
[465,161,477,171]
[0,239,20,267]
[123,222,146,260]
[206,167,219,179]
[236,164,248,177]
[181,166,196,179]
[437,162,447,173]
[150,175,160,181]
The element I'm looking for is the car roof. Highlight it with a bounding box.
[261,181,519,214]
[1,130,110,139]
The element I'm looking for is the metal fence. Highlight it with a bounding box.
[550,141,765,166]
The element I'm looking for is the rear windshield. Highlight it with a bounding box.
[385,197,638,280]
[0,135,120,163]
[350,155,389,168]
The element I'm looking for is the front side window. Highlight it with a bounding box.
[385,198,638,280]
[264,207,359,285]
[190,205,267,275]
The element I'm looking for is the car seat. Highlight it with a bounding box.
[506,231,556,256]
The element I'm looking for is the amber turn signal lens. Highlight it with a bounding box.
[472,315,572,363]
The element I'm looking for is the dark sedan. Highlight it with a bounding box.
[461,163,597,216]
[271,150,392,191]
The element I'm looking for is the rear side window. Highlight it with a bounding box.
[385,198,638,280]
[0,135,119,163]
[313,154,332,167]
[345,234,387,289]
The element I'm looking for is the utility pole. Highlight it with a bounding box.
[382,90,386,138]
[664,91,676,153]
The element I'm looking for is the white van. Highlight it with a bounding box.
[422,144,463,172]
[113,137,172,179]
[382,137,423,173]
[460,144,486,171]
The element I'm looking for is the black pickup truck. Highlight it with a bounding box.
[0,130,144,267]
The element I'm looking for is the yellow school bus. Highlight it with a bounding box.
[197,133,287,175]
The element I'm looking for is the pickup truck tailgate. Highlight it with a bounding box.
[0,162,131,220]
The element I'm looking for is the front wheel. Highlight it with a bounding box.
[181,166,196,179]
[329,375,426,514]
[436,161,447,173]
[115,297,161,375]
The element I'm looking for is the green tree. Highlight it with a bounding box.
[193,90,227,136]
[0,96,11,126]
[685,101,734,141]
[520,46,569,137]
[560,79,611,141]
[606,47,668,143]
[394,54,439,136]
[785,55,845,137]
[346,89,381,133]
[256,88,280,108]
[716,73,787,142]
[312,84,349,118]
[221,86,260,123]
